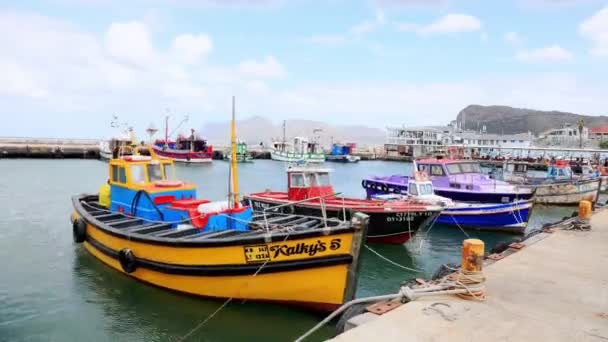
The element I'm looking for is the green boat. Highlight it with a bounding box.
[225,141,254,163]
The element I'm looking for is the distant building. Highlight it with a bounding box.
[590,126,608,141]
[536,123,589,147]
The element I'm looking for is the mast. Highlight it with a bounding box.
[282,120,286,152]
[230,96,240,207]
[164,115,169,148]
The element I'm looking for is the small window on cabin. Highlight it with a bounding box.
[507,164,515,172]
[147,164,163,182]
[409,184,418,195]
[163,164,173,180]
[317,173,330,186]
[118,167,127,183]
[446,164,461,174]
[417,164,429,173]
[306,173,318,186]
[112,165,119,182]
[290,173,305,187]
[130,165,146,184]
[431,165,445,176]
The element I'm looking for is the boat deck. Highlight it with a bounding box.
[246,192,436,211]
[75,195,352,244]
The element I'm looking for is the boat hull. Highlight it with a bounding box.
[72,196,366,312]
[153,147,212,163]
[437,200,534,233]
[524,178,601,205]
[363,178,533,203]
[270,151,325,163]
[245,196,440,244]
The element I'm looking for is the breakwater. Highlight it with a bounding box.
[0,137,100,158]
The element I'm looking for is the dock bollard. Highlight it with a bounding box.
[457,239,486,300]
[461,239,484,272]
[578,200,592,220]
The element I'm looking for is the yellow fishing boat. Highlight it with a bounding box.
[71,100,368,311]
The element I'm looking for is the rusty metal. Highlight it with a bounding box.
[487,253,505,261]
[509,242,525,250]
[366,300,403,315]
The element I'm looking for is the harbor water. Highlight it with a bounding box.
[0,159,584,341]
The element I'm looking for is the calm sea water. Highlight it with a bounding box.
[0,159,581,341]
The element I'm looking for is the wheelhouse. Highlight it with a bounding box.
[287,166,334,201]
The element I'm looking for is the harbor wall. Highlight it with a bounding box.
[0,137,100,159]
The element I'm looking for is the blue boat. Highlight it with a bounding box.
[370,176,534,233]
[326,143,361,163]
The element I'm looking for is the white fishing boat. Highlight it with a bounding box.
[270,121,325,163]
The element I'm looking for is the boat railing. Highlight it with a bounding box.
[261,192,342,231]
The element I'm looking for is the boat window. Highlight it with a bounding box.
[111,165,119,182]
[446,164,461,174]
[506,164,515,172]
[417,164,429,173]
[429,165,445,176]
[118,167,127,183]
[316,172,330,186]
[147,164,163,182]
[130,164,146,184]
[163,164,173,180]
[290,173,305,187]
[409,184,418,195]
[515,164,527,173]
[460,163,481,173]
[419,183,434,195]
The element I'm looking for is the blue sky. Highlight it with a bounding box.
[1,0,607,138]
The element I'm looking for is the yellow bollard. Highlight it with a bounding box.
[461,239,484,272]
[578,200,592,219]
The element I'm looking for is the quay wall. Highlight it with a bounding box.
[0,137,100,159]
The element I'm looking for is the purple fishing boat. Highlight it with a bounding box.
[362,159,534,203]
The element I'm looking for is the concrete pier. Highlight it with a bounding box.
[0,137,100,158]
[333,209,608,341]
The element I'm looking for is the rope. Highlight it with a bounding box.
[296,264,486,341]
[176,230,293,341]
[447,214,471,238]
[364,245,423,273]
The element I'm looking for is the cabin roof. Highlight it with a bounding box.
[287,166,332,173]
[416,158,477,164]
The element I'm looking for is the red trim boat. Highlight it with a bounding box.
[153,128,213,163]
[243,165,442,244]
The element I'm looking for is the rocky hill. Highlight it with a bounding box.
[456,105,608,135]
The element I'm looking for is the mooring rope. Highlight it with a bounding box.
[364,245,423,273]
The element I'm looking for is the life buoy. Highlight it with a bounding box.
[118,249,137,273]
[72,218,86,243]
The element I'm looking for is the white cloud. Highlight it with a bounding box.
[515,45,574,62]
[398,13,482,36]
[350,10,386,34]
[579,6,608,57]
[504,31,523,44]
[105,21,157,67]
[170,33,213,64]
[238,56,286,79]
[308,34,346,45]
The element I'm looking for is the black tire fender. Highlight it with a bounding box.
[119,249,138,274]
[73,218,86,243]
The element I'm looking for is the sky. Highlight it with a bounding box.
[1,0,607,138]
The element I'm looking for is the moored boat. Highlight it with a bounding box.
[244,164,442,244]
[153,129,213,163]
[71,103,369,312]
[224,141,254,163]
[326,143,360,163]
[496,160,601,205]
[363,159,534,203]
[371,175,534,233]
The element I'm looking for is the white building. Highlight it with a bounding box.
[537,123,589,147]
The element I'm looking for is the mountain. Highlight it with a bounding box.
[456,105,608,135]
[199,116,385,146]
